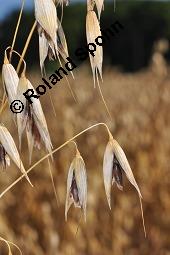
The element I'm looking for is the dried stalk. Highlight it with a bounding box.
[0,122,111,198]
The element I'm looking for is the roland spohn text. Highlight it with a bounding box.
[10,20,124,113]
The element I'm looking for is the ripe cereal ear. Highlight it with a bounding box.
[27,80,53,158]
[111,138,146,237]
[86,10,112,119]
[34,0,58,45]
[0,125,32,186]
[111,139,142,198]
[86,10,103,87]
[65,150,87,222]
[2,55,19,105]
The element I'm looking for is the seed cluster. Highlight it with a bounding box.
[0,0,146,246]
[65,134,145,238]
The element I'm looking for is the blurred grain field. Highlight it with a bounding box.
[0,64,170,255]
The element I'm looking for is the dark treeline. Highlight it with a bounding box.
[1,1,170,72]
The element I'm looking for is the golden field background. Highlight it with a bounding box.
[0,63,170,255]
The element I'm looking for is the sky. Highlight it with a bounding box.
[0,0,169,20]
[0,0,33,20]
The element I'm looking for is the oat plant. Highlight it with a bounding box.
[0,0,146,253]
[65,144,87,221]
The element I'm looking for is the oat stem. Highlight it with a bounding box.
[96,71,112,120]
[0,236,22,255]
[10,0,25,61]
[0,122,111,198]
[16,21,37,73]
[10,48,27,74]
[0,21,37,117]
[139,196,147,238]
[69,140,79,154]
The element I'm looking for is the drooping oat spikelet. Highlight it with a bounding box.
[86,10,103,87]
[27,80,53,160]
[87,0,104,20]
[86,11,111,119]
[103,137,142,208]
[65,150,87,221]
[2,53,19,105]
[112,139,142,197]
[103,135,146,236]
[38,24,70,77]
[0,125,32,185]
[16,74,53,163]
[34,0,58,45]
[35,0,58,72]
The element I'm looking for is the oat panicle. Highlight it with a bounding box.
[16,74,53,163]
[35,0,58,72]
[2,52,19,106]
[86,10,103,87]
[65,149,87,221]
[0,125,32,186]
[34,0,58,44]
[103,135,146,236]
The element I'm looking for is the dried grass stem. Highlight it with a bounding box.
[0,122,111,198]
[16,21,37,73]
[10,0,25,61]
